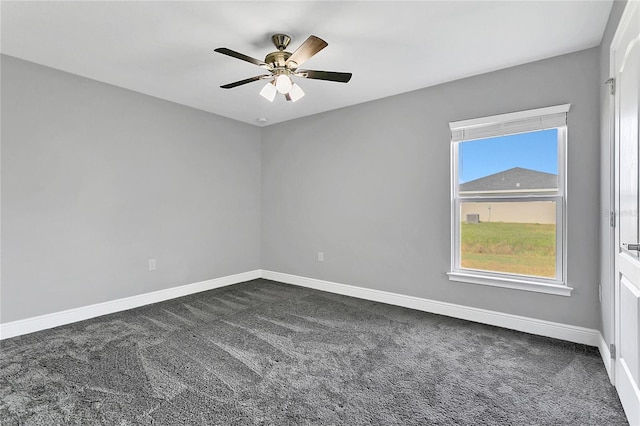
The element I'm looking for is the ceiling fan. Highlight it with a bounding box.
[214,34,352,102]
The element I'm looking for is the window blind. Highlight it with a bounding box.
[450,104,570,143]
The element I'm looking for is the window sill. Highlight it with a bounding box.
[447,271,573,296]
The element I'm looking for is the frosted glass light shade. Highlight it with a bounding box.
[288,83,305,102]
[259,81,277,102]
[275,74,293,94]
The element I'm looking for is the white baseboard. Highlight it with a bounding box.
[261,270,601,347]
[598,332,615,384]
[0,270,261,340]
[2,268,603,350]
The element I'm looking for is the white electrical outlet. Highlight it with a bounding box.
[148,259,157,271]
[317,252,324,262]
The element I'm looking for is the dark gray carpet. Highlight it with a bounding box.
[0,279,627,425]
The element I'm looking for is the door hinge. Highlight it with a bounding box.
[610,343,616,359]
[610,211,616,228]
[605,78,615,95]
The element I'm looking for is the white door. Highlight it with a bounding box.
[614,2,640,425]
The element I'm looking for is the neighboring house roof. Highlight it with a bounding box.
[460,167,557,193]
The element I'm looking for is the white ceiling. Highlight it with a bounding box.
[1,1,613,127]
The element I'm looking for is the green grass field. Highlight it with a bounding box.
[461,222,556,278]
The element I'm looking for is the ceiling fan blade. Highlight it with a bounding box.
[285,35,328,68]
[220,75,271,89]
[214,48,270,69]
[295,70,352,83]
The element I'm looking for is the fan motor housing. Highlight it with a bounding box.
[265,51,292,69]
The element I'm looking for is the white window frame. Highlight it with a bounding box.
[447,104,572,297]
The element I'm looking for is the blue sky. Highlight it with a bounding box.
[459,129,558,183]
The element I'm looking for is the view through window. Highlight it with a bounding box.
[457,129,559,279]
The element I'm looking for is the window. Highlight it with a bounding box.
[448,105,572,296]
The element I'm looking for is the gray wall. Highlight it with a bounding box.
[1,55,262,323]
[1,41,610,331]
[262,47,601,329]
[599,1,628,347]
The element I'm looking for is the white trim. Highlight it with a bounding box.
[611,0,639,51]
[261,270,597,346]
[0,270,261,340]
[1,268,599,349]
[460,188,557,195]
[449,104,571,130]
[598,332,615,384]
[447,271,572,296]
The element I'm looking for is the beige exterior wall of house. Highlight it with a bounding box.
[461,201,556,224]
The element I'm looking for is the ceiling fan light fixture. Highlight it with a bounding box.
[288,83,305,102]
[275,74,293,94]
[215,34,352,102]
[259,80,277,102]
